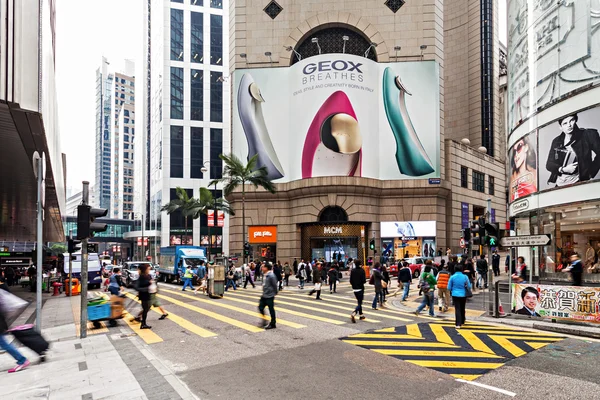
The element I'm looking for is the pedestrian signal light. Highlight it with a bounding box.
[369,239,375,250]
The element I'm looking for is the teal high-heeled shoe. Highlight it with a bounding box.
[382,67,435,176]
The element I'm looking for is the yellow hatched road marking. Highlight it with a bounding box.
[342,340,459,348]
[122,310,163,344]
[373,349,504,358]
[350,333,425,340]
[406,324,422,338]
[456,329,561,337]
[407,360,505,369]
[486,335,563,341]
[457,330,495,354]
[213,292,346,325]
[451,374,483,381]
[226,291,380,323]
[430,324,455,345]
[525,341,553,349]
[278,291,412,322]
[489,335,527,357]
[124,293,217,337]
[160,289,305,329]
[434,323,521,330]
[156,294,264,333]
[374,327,396,333]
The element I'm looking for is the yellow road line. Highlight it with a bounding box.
[342,340,459,348]
[407,360,504,369]
[406,324,422,338]
[430,324,455,345]
[124,293,217,337]
[374,327,396,333]
[488,335,527,357]
[226,291,379,323]
[277,292,412,322]
[214,295,346,325]
[122,310,163,344]
[483,335,563,341]
[457,330,495,354]
[456,329,562,337]
[160,289,305,329]
[374,349,504,358]
[156,293,264,333]
[525,341,553,349]
[451,374,482,381]
[349,333,425,340]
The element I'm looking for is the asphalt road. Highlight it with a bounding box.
[118,277,600,400]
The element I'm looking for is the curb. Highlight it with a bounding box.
[476,316,600,339]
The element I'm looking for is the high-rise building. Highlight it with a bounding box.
[95,58,136,219]
[137,0,229,257]
[226,0,507,262]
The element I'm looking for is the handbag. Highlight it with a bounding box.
[314,283,322,290]
[464,279,473,298]
[382,281,388,289]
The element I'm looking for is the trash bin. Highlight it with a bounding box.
[64,278,81,296]
[207,264,225,298]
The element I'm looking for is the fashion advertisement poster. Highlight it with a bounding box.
[509,131,538,202]
[232,54,440,183]
[538,105,600,191]
[512,283,600,323]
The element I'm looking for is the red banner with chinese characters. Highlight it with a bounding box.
[207,210,215,227]
[512,283,600,323]
[217,211,224,227]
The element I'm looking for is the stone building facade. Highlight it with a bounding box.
[225,0,506,263]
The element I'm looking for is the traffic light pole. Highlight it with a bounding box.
[80,181,89,339]
[35,157,43,333]
[68,229,73,298]
[486,198,493,316]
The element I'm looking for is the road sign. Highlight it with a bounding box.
[459,238,466,248]
[499,234,551,247]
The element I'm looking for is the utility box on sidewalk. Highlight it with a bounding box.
[208,264,225,298]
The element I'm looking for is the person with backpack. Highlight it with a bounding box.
[436,263,451,312]
[370,262,385,310]
[349,261,366,322]
[297,260,307,289]
[328,264,339,294]
[447,264,472,328]
[414,261,437,317]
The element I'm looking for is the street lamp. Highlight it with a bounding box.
[134,212,145,261]
[342,35,349,54]
[312,38,322,55]
[201,161,217,262]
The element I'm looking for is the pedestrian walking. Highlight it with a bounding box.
[136,264,153,329]
[181,266,195,291]
[283,262,292,286]
[436,263,451,312]
[194,261,208,294]
[563,253,583,286]
[476,254,489,289]
[297,261,307,289]
[0,280,31,372]
[511,256,528,283]
[447,264,471,328]
[308,262,323,300]
[149,280,169,320]
[258,263,277,329]
[382,264,391,300]
[4,266,14,287]
[225,266,238,291]
[370,262,385,310]
[390,261,412,300]
[274,261,283,291]
[464,258,475,289]
[27,264,36,292]
[306,261,313,283]
[328,264,338,293]
[320,263,328,285]
[447,256,457,275]
[293,258,298,276]
[349,261,366,322]
[492,251,501,277]
[243,262,256,289]
[108,268,125,296]
[415,261,437,317]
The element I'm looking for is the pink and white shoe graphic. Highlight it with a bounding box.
[301,91,362,179]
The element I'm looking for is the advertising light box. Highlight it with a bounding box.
[380,221,437,238]
[232,54,440,183]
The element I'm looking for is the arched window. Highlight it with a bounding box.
[319,206,348,223]
[292,26,376,65]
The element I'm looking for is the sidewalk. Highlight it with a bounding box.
[475,315,600,339]
[0,291,198,400]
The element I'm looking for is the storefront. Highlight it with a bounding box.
[300,223,367,265]
[248,226,277,263]
[380,221,438,260]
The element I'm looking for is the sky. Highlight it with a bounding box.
[55,0,142,194]
[55,0,508,194]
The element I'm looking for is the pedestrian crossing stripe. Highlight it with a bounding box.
[122,311,164,344]
[226,290,381,323]
[340,322,565,381]
[160,288,306,329]
[124,292,217,337]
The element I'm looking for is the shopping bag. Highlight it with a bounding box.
[0,289,28,320]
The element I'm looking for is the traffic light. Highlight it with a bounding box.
[76,205,108,240]
[484,222,499,247]
[243,242,251,256]
[462,228,471,243]
[369,239,375,251]
[68,238,81,254]
[471,217,486,246]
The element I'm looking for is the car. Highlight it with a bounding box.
[403,257,428,278]
[122,261,155,287]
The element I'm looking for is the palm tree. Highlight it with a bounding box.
[161,187,196,244]
[211,154,276,264]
